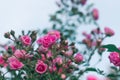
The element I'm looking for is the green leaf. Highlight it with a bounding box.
[102,44,120,53]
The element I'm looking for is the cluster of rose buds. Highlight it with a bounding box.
[0,30,83,80]
[82,27,114,49]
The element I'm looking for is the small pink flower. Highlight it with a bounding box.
[37,34,57,48]
[35,60,48,74]
[87,75,98,80]
[14,49,26,59]
[49,65,57,73]
[41,54,46,61]
[8,57,24,70]
[46,50,52,59]
[54,56,63,65]
[92,8,99,20]
[20,35,31,46]
[47,30,61,39]
[104,27,114,36]
[38,46,48,53]
[109,52,120,66]
[65,50,73,57]
[61,74,66,79]
[0,56,5,65]
[74,53,83,63]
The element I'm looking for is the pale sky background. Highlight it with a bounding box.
[0,0,119,45]
[0,0,120,79]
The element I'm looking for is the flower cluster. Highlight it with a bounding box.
[0,30,83,80]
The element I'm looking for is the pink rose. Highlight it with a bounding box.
[109,52,120,66]
[37,34,57,48]
[92,8,99,20]
[87,75,98,80]
[104,27,114,36]
[47,30,61,39]
[14,49,26,59]
[49,65,57,73]
[65,50,73,57]
[46,50,52,59]
[20,35,31,46]
[0,56,5,65]
[61,74,66,79]
[41,54,46,61]
[8,57,24,70]
[35,60,48,74]
[74,53,83,63]
[53,56,63,65]
[14,49,33,59]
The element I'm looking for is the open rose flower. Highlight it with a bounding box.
[37,34,57,48]
[104,27,114,36]
[35,60,48,74]
[74,53,83,63]
[109,52,120,66]
[20,35,31,46]
[14,49,33,59]
[8,57,24,70]
[47,30,61,39]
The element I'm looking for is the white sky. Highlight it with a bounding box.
[0,0,119,45]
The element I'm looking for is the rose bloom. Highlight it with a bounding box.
[109,52,120,66]
[35,60,48,74]
[104,27,114,36]
[37,34,57,48]
[14,49,32,59]
[20,35,31,46]
[92,8,99,20]
[8,57,24,70]
[74,53,83,63]
[47,30,61,39]
[87,75,98,80]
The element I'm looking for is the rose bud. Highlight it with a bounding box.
[92,8,99,20]
[80,0,87,5]
[104,27,114,36]
[61,74,66,80]
[74,53,83,63]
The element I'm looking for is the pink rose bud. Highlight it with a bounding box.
[87,75,98,80]
[109,52,120,66]
[0,56,5,65]
[41,54,46,61]
[55,56,63,65]
[35,60,48,74]
[104,27,114,36]
[74,53,83,63]
[47,30,61,39]
[92,8,99,20]
[61,74,66,79]
[80,0,87,5]
[20,35,31,46]
[65,50,73,57]
[46,50,52,59]
[8,57,24,70]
